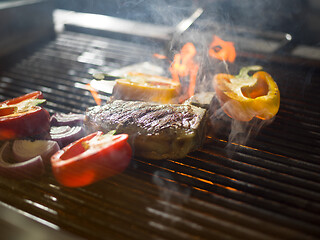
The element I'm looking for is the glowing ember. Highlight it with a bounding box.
[209,35,236,63]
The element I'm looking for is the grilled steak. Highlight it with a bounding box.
[85,100,207,160]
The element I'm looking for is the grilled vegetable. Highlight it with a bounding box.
[112,72,180,104]
[0,142,45,179]
[49,112,86,147]
[50,125,85,148]
[50,112,85,126]
[12,140,59,163]
[0,91,50,140]
[213,66,280,121]
[51,131,132,187]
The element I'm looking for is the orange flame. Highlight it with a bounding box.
[169,42,199,98]
[86,83,101,105]
[209,35,236,63]
[87,36,236,104]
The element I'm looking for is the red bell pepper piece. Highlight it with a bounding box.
[1,91,43,105]
[0,91,50,140]
[51,131,132,187]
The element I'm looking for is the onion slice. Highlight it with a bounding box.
[12,140,60,163]
[0,142,45,179]
[50,113,85,126]
[50,125,85,148]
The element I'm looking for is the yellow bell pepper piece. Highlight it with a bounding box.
[112,72,180,104]
[213,66,280,121]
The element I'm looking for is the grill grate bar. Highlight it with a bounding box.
[267,119,320,143]
[174,153,320,202]
[255,133,320,160]
[23,176,264,240]
[206,138,320,181]
[260,128,320,153]
[276,111,320,133]
[35,173,314,239]
[133,158,320,226]
[0,177,196,240]
[248,138,320,166]
[127,165,320,237]
[278,104,320,124]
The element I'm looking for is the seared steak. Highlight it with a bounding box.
[85,100,207,160]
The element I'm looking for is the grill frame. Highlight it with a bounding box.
[0,31,319,239]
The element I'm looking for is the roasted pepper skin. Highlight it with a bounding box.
[0,91,50,140]
[213,66,280,121]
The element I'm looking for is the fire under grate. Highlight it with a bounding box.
[0,31,319,239]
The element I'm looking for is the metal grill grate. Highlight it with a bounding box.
[0,31,319,239]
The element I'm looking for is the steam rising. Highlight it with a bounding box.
[87,1,281,152]
[152,171,190,212]
[226,118,274,155]
[209,95,275,155]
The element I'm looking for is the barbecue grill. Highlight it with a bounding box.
[0,0,319,239]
